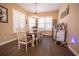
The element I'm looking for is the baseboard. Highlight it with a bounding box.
[0,38,17,46]
[68,46,79,56]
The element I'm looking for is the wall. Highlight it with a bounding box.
[0,3,28,43]
[58,3,79,55]
[37,11,58,20]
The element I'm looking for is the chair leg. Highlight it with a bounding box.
[18,43,20,49]
[38,39,40,42]
[26,44,27,52]
[39,35,42,42]
[36,39,38,46]
[38,37,41,42]
[39,38,41,42]
[32,41,35,47]
[32,35,35,47]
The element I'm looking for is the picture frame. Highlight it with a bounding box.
[0,5,8,23]
[60,5,69,19]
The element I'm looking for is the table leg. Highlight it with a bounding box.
[32,35,35,47]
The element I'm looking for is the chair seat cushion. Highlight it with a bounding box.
[19,35,32,42]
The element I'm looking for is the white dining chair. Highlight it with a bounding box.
[35,28,42,45]
[16,28,33,52]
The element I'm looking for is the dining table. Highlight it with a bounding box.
[26,32,37,47]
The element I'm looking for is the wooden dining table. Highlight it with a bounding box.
[26,32,37,47]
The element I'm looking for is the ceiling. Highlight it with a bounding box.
[18,3,63,13]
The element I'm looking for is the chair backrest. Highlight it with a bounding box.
[16,28,27,42]
[16,28,22,39]
[37,28,41,38]
[24,24,29,33]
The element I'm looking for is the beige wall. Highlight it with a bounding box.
[0,3,28,43]
[37,11,58,20]
[58,3,79,55]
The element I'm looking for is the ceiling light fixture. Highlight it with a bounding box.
[32,3,39,19]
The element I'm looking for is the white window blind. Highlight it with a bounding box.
[12,9,26,33]
[28,16,53,32]
[38,16,52,31]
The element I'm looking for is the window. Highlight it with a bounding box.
[12,9,26,33]
[38,17,45,31]
[38,16,52,31]
[28,16,52,32]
